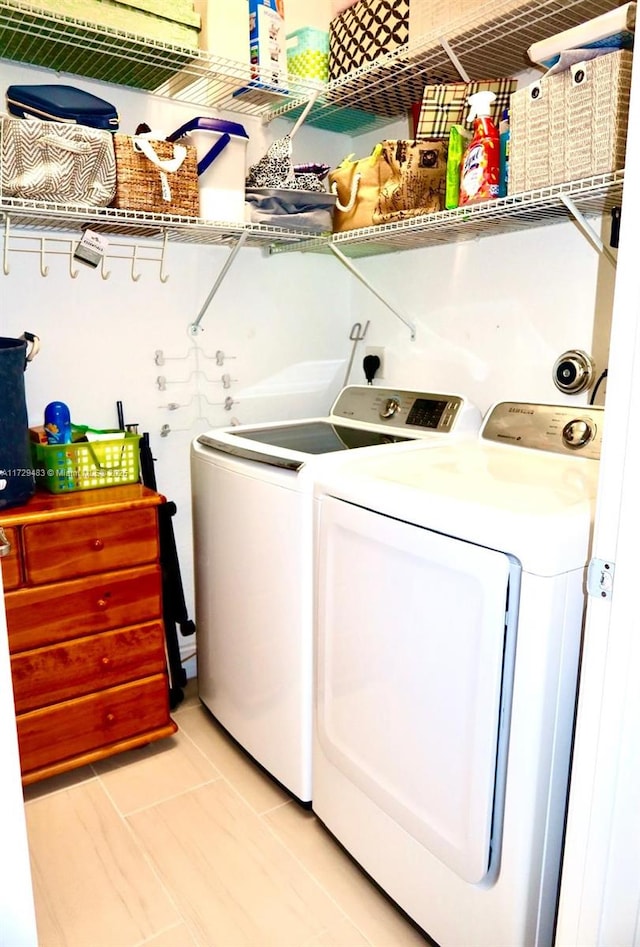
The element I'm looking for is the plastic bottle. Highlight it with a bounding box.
[44,401,72,444]
[459,91,500,206]
[499,107,510,198]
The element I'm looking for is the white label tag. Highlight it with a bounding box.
[160,171,172,202]
[74,229,109,268]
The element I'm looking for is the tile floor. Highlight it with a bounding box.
[23,682,432,947]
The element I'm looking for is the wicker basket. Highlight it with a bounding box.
[509,50,632,194]
[112,134,199,216]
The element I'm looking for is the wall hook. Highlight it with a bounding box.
[100,254,111,280]
[131,244,142,282]
[39,237,49,277]
[159,230,170,283]
[69,242,79,279]
[3,216,10,276]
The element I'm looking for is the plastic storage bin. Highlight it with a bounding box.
[287,28,330,84]
[168,117,249,221]
[33,433,141,494]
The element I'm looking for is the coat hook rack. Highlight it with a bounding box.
[0,217,171,281]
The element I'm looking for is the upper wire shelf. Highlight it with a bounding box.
[272,171,625,257]
[0,0,621,133]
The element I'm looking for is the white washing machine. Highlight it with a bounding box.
[312,401,604,946]
[190,386,481,802]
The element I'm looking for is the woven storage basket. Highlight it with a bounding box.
[509,49,632,194]
[112,134,199,215]
[287,28,330,83]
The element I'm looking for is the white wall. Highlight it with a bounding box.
[0,51,616,673]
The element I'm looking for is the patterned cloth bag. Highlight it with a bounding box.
[246,134,326,191]
[329,139,447,232]
[0,114,116,205]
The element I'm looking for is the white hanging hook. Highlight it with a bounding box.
[131,244,142,282]
[69,241,79,279]
[39,237,49,277]
[159,230,170,283]
[3,216,10,276]
[100,254,111,280]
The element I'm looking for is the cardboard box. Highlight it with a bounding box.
[193,0,250,63]
[250,0,288,89]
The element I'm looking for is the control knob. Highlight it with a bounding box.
[379,397,401,419]
[562,417,595,449]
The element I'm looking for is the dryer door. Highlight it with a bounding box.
[315,495,518,885]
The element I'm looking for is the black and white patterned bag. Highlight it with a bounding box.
[0,115,116,206]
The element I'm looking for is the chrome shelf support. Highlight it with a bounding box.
[189,230,249,335]
[328,244,417,340]
[561,195,618,267]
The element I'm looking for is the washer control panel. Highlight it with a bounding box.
[482,402,604,459]
[332,386,464,433]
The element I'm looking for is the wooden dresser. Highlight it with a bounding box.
[0,484,177,785]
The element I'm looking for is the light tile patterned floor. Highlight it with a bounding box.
[23,682,432,947]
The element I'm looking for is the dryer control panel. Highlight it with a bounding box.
[331,386,467,433]
[482,402,604,459]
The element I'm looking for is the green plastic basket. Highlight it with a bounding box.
[33,433,141,493]
[287,27,329,82]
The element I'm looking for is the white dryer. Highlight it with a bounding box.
[312,401,603,946]
[190,387,481,803]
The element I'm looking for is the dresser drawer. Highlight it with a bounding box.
[22,508,159,584]
[0,526,21,589]
[17,675,172,777]
[5,563,162,652]
[11,621,167,713]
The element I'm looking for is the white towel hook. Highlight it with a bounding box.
[39,237,49,277]
[131,244,142,282]
[69,242,79,279]
[159,230,170,283]
[3,216,10,276]
[100,254,111,280]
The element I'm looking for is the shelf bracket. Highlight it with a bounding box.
[560,195,617,267]
[189,230,249,335]
[438,37,470,82]
[328,244,417,340]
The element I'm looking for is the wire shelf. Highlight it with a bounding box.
[0,0,621,130]
[0,198,322,250]
[272,171,624,257]
[267,0,621,130]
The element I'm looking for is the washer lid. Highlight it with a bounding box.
[315,442,600,575]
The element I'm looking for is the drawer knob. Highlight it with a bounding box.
[0,526,10,558]
[105,712,115,724]
[100,656,110,667]
[96,598,109,610]
[92,538,104,551]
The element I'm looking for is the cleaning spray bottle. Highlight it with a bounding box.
[459,90,500,206]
